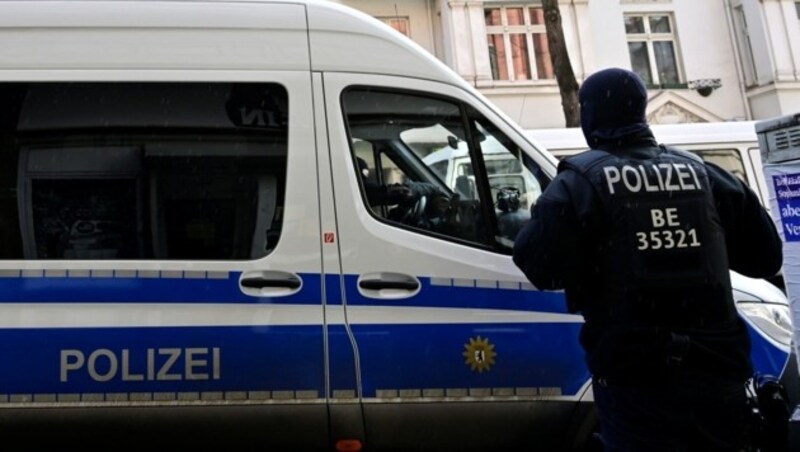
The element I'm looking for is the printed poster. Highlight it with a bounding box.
[764,163,800,370]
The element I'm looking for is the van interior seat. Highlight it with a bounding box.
[455,175,476,199]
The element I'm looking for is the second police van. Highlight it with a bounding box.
[0,1,793,450]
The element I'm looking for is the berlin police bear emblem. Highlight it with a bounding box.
[463,336,496,373]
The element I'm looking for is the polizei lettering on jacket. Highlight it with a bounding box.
[60,347,221,382]
[603,162,702,194]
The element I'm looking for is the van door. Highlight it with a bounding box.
[323,73,591,451]
[0,78,328,448]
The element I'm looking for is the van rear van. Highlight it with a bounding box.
[0,1,792,450]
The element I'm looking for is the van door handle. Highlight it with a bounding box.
[359,279,419,291]
[357,273,421,299]
[239,271,302,297]
[241,277,301,289]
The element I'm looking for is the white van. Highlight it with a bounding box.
[422,136,543,209]
[0,1,791,450]
[526,121,767,206]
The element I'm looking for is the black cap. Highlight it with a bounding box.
[579,67,650,148]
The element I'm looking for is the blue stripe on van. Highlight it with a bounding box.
[0,322,588,398]
[0,322,783,398]
[0,325,325,394]
[352,322,589,397]
[328,324,359,394]
[0,272,568,313]
[0,272,322,304]
[0,321,787,397]
[747,324,791,377]
[340,274,569,314]
[325,273,344,304]
[0,271,787,397]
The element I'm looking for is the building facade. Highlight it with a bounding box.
[335,0,800,129]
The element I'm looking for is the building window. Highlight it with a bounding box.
[732,6,757,87]
[484,4,554,82]
[379,17,410,37]
[624,13,683,87]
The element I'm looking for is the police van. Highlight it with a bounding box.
[0,1,792,450]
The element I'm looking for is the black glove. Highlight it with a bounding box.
[385,184,414,204]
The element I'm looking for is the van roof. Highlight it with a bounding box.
[651,120,758,144]
[0,0,467,88]
[526,121,758,151]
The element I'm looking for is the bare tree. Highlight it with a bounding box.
[541,0,580,127]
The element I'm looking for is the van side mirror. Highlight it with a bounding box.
[447,135,459,149]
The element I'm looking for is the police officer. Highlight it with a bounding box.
[496,186,529,244]
[355,157,447,226]
[512,68,782,451]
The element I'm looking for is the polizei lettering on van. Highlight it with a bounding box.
[60,347,221,382]
[603,163,702,195]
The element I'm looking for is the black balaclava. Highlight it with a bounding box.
[579,67,650,148]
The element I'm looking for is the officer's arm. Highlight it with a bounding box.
[512,172,585,291]
[364,182,389,207]
[707,162,783,278]
[406,180,446,199]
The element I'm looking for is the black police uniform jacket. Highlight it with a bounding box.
[513,135,782,383]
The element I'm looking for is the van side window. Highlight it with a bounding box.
[0,82,288,260]
[465,110,544,248]
[342,87,545,252]
[688,149,747,184]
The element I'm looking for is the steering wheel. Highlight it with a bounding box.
[399,194,427,226]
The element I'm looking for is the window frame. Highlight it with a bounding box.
[484,3,553,82]
[687,147,748,185]
[378,16,411,37]
[624,12,685,87]
[732,5,758,87]
[340,85,549,254]
[0,81,289,261]
[340,86,492,249]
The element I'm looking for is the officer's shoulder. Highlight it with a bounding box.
[660,145,703,164]
[557,149,612,173]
